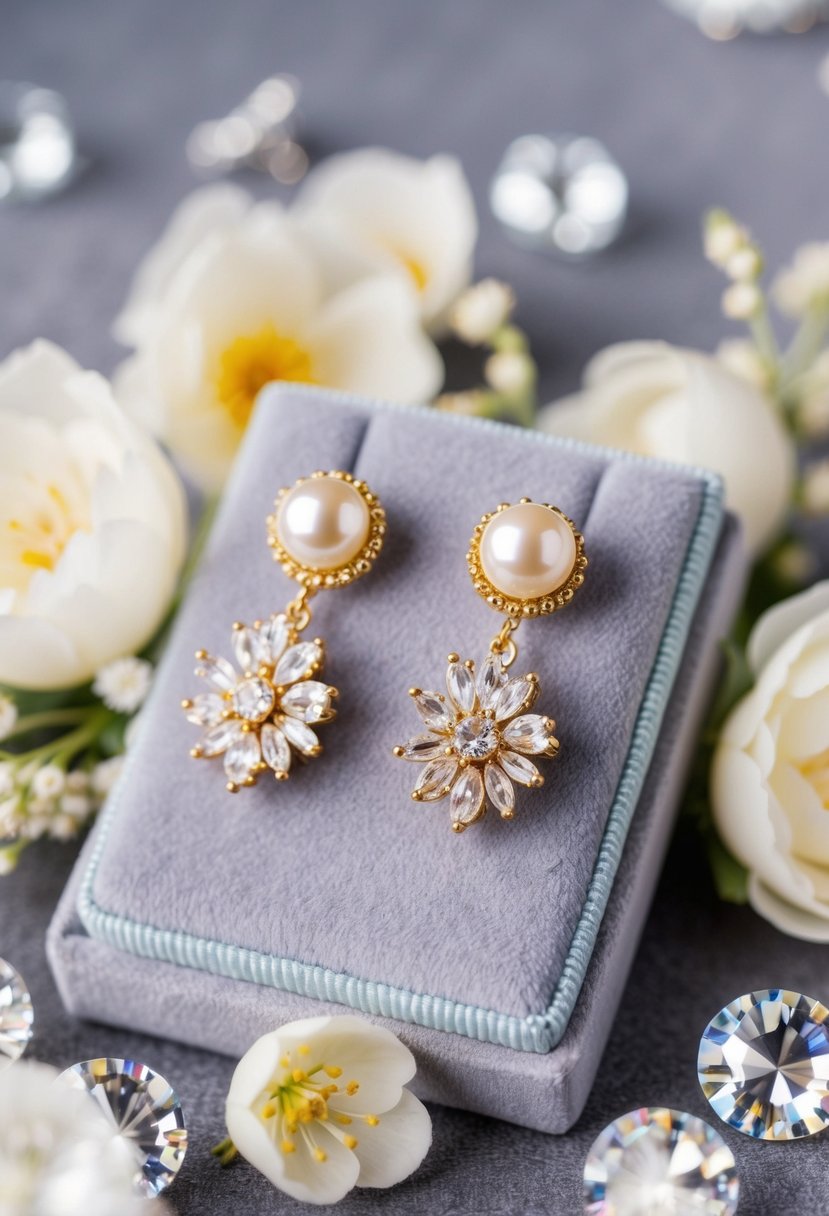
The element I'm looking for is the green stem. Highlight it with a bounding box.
[780,304,829,397]
[5,707,91,740]
[210,1137,239,1166]
[0,706,114,771]
[749,304,781,382]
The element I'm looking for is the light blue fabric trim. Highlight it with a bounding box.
[78,391,725,1054]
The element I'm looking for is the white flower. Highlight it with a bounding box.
[725,247,762,283]
[59,792,92,820]
[49,813,78,841]
[31,764,65,801]
[225,1014,431,1206]
[484,351,533,396]
[0,1061,161,1216]
[113,185,442,491]
[91,755,125,797]
[795,348,829,438]
[93,655,153,713]
[721,281,761,320]
[451,279,515,344]
[0,696,17,741]
[0,795,22,836]
[704,213,747,267]
[715,338,771,391]
[65,768,89,794]
[0,341,187,690]
[774,242,829,317]
[802,459,829,515]
[20,815,51,840]
[712,582,829,942]
[538,341,796,557]
[296,149,477,333]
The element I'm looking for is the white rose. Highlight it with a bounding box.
[113,185,443,491]
[0,341,186,690]
[712,582,829,941]
[538,341,795,557]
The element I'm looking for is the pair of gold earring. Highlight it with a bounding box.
[183,470,587,833]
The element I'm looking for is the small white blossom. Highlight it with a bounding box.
[451,279,515,344]
[26,798,56,817]
[0,695,17,741]
[15,760,39,788]
[92,755,125,797]
[50,813,79,841]
[21,815,51,840]
[725,246,762,282]
[60,792,92,820]
[722,282,762,320]
[0,848,18,875]
[704,214,746,267]
[31,763,66,801]
[484,351,533,396]
[66,768,90,794]
[0,795,22,837]
[94,656,154,714]
[774,243,829,317]
[802,460,829,515]
[715,339,771,391]
[434,390,487,416]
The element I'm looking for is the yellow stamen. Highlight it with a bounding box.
[21,549,55,571]
[281,1139,295,1154]
[346,1081,359,1096]
[280,1055,291,1069]
[324,1065,343,1079]
[260,1102,277,1119]
[314,1147,327,1163]
[365,1115,380,1127]
[343,1135,358,1150]
[292,1068,307,1083]
[321,1085,338,1099]
[335,1114,352,1126]
[297,1044,311,1056]
[216,325,315,430]
[384,245,429,293]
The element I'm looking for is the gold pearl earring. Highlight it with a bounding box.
[183,471,385,792]
[394,499,587,832]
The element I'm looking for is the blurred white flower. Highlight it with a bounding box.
[795,349,829,438]
[0,1061,162,1216]
[49,813,78,841]
[113,186,442,490]
[0,341,187,690]
[225,1014,431,1206]
[715,338,771,392]
[704,212,747,267]
[60,792,92,820]
[484,351,532,396]
[712,582,829,941]
[92,755,125,797]
[296,149,477,334]
[0,696,17,742]
[538,341,796,557]
[31,764,65,801]
[21,815,51,840]
[725,247,762,283]
[721,281,761,320]
[0,795,22,836]
[65,769,89,794]
[451,279,515,345]
[802,459,829,515]
[94,656,153,713]
[774,242,829,317]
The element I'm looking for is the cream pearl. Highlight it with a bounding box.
[480,503,576,601]
[276,476,370,571]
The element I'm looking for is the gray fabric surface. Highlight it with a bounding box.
[4,0,829,1210]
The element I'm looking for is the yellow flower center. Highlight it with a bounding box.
[799,748,829,806]
[258,1043,380,1162]
[216,325,315,430]
[380,242,429,293]
[7,483,89,589]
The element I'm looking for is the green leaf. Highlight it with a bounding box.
[707,832,749,904]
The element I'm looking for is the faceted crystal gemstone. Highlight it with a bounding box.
[450,767,485,829]
[275,641,322,686]
[583,1107,739,1216]
[233,676,275,722]
[477,653,506,712]
[698,988,829,1141]
[398,733,446,762]
[453,716,500,760]
[0,956,33,1069]
[184,691,225,727]
[224,731,261,786]
[194,653,236,693]
[59,1058,187,1197]
[414,757,458,800]
[503,713,551,754]
[496,675,534,721]
[231,624,267,674]
[446,659,476,714]
[485,763,515,817]
[412,691,454,732]
[281,716,319,756]
[259,614,290,666]
[198,718,242,758]
[280,680,331,723]
[261,723,291,775]
[499,750,540,786]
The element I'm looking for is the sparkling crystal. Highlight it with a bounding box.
[184,692,225,727]
[224,731,261,785]
[453,716,500,760]
[499,750,540,786]
[275,641,322,686]
[259,614,290,665]
[450,767,484,828]
[496,676,534,722]
[261,723,291,775]
[195,653,236,693]
[485,763,515,816]
[698,988,829,1140]
[0,956,33,1069]
[198,718,242,757]
[281,716,319,755]
[414,757,457,801]
[59,1058,187,1197]
[583,1107,739,1216]
[477,654,506,711]
[446,660,476,714]
[412,691,454,732]
[233,676,275,721]
[232,624,267,673]
[398,734,446,762]
[280,680,331,723]
[503,713,551,754]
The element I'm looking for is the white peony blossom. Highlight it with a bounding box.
[451,279,515,344]
[538,341,796,557]
[93,656,153,713]
[712,582,829,941]
[0,341,187,690]
[225,1015,431,1206]
[773,242,829,317]
[113,185,443,491]
[296,149,477,334]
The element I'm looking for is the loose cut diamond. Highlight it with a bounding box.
[233,676,275,721]
[0,957,33,1069]
[453,716,499,760]
[583,1107,739,1215]
[59,1058,187,1197]
[698,988,829,1140]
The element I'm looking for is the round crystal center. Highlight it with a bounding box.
[233,677,275,722]
[453,716,499,760]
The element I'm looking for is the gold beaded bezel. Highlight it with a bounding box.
[467,499,587,618]
[266,470,386,590]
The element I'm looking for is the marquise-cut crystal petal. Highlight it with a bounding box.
[499,750,540,786]
[0,956,33,1070]
[453,715,500,760]
[59,1058,187,1197]
[275,642,322,686]
[503,714,551,754]
[477,654,506,711]
[198,719,243,758]
[398,734,446,762]
[232,625,264,674]
[698,988,829,1140]
[261,723,291,774]
[450,767,484,828]
[184,692,224,727]
[583,1107,739,1216]
[414,757,457,801]
[233,676,275,722]
[280,680,331,723]
[195,654,236,693]
[485,763,515,816]
[281,717,319,755]
[224,731,261,785]
[259,614,290,665]
[496,675,534,721]
[446,660,476,714]
[412,691,454,732]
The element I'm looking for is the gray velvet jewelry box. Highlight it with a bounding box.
[48,385,746,1133]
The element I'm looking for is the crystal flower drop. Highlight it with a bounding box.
[233,676,275,721]
[0,956,33,1069]
[453,716,499,760]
